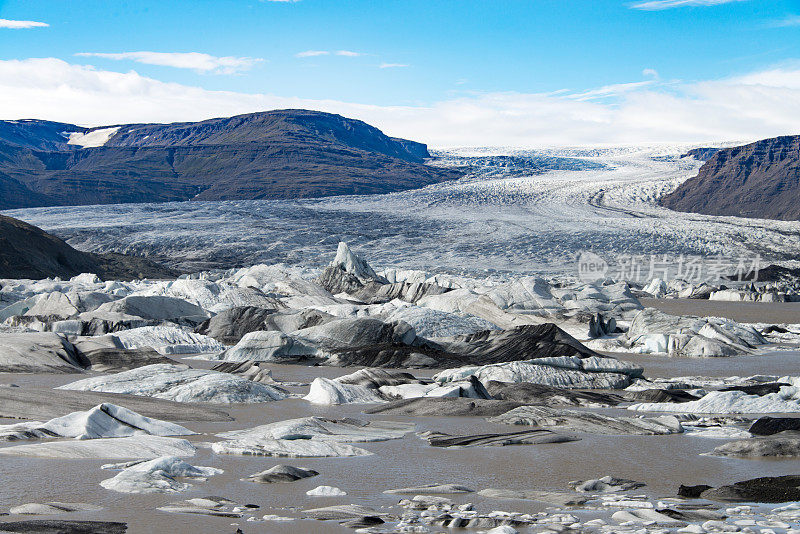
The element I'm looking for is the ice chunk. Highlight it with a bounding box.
[0,403,194,441]
[629,386,800,414]
[100,455,222,494]
[303,377,385,405]
[306,485,347,496]
[57,363,288,403]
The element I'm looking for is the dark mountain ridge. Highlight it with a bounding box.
[0,110,461,209]
[0,215,176,280]
[662,135,800,221]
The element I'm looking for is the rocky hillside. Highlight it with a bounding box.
[681,147,721,161]
[0,110,461,209]
[0,215,176,280]
[663,136,800,220]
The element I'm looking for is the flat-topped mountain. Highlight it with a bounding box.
[0,110,461,209]
[0,215,176,280]
[663,136,800,221]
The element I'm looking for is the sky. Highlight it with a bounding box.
[1,0,800,147]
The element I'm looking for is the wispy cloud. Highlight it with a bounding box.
[75,51,262,74]
[379,63,409,69]
[630,0,745,10]
[296,50,364,58]
[296,50,330,57]
[4,57,800,147]
[569,80,657,101]
[0,18,48,29]
[771,15,800,27]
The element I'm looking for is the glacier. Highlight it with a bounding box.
[6,145,800,276]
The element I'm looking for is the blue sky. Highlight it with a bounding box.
[1,0,800,146]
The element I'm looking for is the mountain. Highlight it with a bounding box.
[0,110,461,209]
[0,215,176,280]
[681,147,721,161]
[663,135,800,221]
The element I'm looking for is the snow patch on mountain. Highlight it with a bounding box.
[67,127,120,148]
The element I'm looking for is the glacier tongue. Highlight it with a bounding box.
[10,144,798,275]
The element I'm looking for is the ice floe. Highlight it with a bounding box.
[212,330,318,362]
[0,435,196,458]
[111,325,224,355]
[629,379,800,414]
[627,308,766,357]
[303,371,490,405]
[84,295,209,324]
[242,464,319,483]
[8,502,103,515]
[489,405,683,435]
[57,363,288,403]
[306,485,347,496]
[210,416,413,457]
[100,456,222,493]
[434,355,642,390]
[0,332,85,373]
[0,403,194,441]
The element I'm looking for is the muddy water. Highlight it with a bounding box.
[640,298,800,325]
[613,349,800,379]
[1,357,800,533]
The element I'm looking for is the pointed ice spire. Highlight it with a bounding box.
[330,242,379,280]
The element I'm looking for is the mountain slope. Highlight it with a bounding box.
[662,136,800,221]
[0,215,176,280]
[0,110,461,209]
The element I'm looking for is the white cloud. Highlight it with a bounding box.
[0,18,48,29]
[722,64,800,89]
[296,50,330,57]
[335,50,363,57]
[379,63,409,69]
[630,0,745,10]
[2,57,800,147]
[75,51,262,74]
